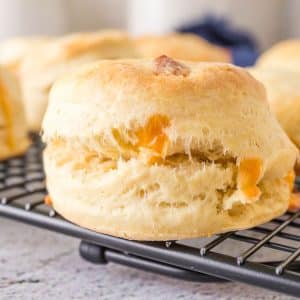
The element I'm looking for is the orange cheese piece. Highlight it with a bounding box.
[0,79,14,150]
[284,170,300,211]
[44,195,53,206]
[238,158,262,199]
[135,114,170,163]
[285,170,295,191]
[288,193,300,211]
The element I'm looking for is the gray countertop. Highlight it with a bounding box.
[0,218,297,300]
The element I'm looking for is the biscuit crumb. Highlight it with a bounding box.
[154,55,190,76]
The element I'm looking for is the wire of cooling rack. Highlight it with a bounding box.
[1,140,300,297]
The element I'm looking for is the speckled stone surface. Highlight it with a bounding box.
[0,218,297,300]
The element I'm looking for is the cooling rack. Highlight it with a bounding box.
[0,139,300,297]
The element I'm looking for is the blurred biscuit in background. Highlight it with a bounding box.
[19,30,138,132]
[0,66,29,159]
[0,37,51,75]
[135,33,231,62]
[249,68,300,150]
[250,40,300,171]
[256,40,300,71]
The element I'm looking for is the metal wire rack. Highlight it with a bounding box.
[1,139,300,297]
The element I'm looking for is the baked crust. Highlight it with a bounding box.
[43,58,297,240]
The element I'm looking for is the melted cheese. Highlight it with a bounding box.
[241,185,261,199]
[284,170,300,211]
[288,193,300,211]
[135,114,170,164]
[285,170,295,191]
[238,158,262,199]
[0,79,14,150]
[44,195,53,206]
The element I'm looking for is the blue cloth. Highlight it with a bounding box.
[177,16,259,67]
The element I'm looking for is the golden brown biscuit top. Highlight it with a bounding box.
[53,56,265,105]
[135,33,230,62]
